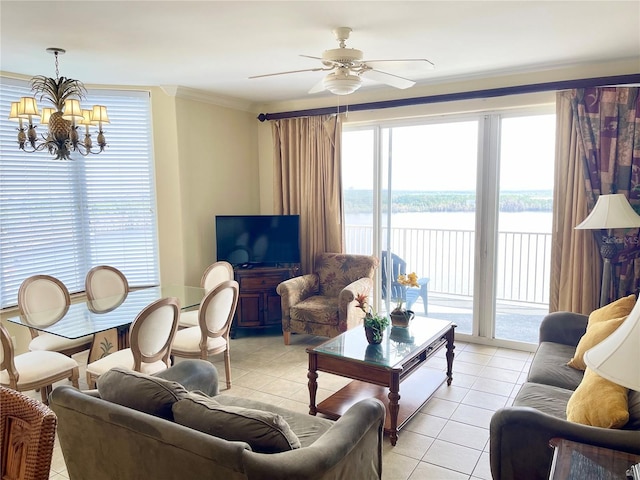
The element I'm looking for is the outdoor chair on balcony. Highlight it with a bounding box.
[381,251,430,315]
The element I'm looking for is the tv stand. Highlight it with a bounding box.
[231,265,300,338]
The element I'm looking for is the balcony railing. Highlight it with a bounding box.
[346,225,551,305]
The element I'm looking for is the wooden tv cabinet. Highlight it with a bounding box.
[231,265,299,337]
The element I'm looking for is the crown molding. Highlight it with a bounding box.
[160,85,254,112]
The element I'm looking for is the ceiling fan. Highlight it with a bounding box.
[249,27,434,95]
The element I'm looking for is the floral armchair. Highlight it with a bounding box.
[276,253,379,345]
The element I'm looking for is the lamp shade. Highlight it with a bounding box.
[575,194,640,229]
[8,102,21,121]
[18,97,40,118]
[91,105,110,124]
[40,107,55,125]
[62,99,84,121]
[584,298,640,391]
[323,72,362,95]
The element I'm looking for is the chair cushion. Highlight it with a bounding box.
[171,326,227,354]
[97,367,189,420]
[173,392,301,453]
[566,368,629,428]
[290,296,340,326]
[86,349,168,378]
[512,382,574,420]
[567,316,627,370]
[1,350,78,386]
[28,332,93,352]
[178,310,199,328]
[528,342,585,391]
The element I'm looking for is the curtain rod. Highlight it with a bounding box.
[256,73,640,122]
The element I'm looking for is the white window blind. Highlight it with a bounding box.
[0,77,159,308]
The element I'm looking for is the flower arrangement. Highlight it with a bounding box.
[356,293,389,344]
[394,272,419,311]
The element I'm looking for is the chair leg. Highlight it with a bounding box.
[283,331,291,345]
[40,385,51,404]
[224,350,231,389]
[421,285,428,315]
[70,366,80,389]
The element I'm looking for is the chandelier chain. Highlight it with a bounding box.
[54,51,60,80]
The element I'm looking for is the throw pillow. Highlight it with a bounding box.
[172,392,301,453]
[97,367,189,420]
[567,316,627,370]
[566,368,629,428]
[587,294,636,326]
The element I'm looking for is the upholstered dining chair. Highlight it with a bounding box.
[0,386,58,480]
[0,323,79,405]
[85,265,129,304]
[18,275,93,357]
[171,280,239,389]
[85,297,180,388]
[178,261,234,329]
[277,252,379,345]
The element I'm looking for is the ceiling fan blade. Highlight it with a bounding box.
[249,67,326,79]
[364,58,435,69]
[299,54,323,61]
[362,69,416,89]
[308,77,326,94]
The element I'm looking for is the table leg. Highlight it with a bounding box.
[308,353,318,416]
[445,326,456,386]
[388,374,400,446]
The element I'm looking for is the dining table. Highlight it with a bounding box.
[6,285,205,362]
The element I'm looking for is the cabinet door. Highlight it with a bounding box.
[236,293,262,327]
[265,293,283,325]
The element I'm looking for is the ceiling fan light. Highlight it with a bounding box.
[323,73,362,95]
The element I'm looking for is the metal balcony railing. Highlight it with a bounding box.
[346,225,551,306]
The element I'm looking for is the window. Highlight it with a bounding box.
[0,77,159,308]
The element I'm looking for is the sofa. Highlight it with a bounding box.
[49,360,386,480]
[490,310,640,480]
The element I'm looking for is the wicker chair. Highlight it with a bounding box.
[0,386,57,480]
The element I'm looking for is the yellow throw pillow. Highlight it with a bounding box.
[567,316,627,370]
[566,368,629,428]
[587,294,636,326]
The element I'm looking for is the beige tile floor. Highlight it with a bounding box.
[43,330,533,480]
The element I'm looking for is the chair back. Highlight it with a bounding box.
[315,253,379,297]
[85,265,129,300]
[200,280,239,338]
[18,275,70,328]
[381,251,407,302]
[0,386,58,480]
[0,323,17,382]
[201,261,234,292]
[130,297,180,371]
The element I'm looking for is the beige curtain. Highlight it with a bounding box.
[550,91,600,313]
[272,115,343,274]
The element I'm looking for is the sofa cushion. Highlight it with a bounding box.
[513,382,574,420]
[97,367,189,420]
[173,392,302,453]
[587,294,636,325]
[566,368,629,428]
[627,390,640,430]
[214,394,334,448]
[567,316,627,370]
[527,342,584,391]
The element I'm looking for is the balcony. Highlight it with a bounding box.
[346,224,551,344]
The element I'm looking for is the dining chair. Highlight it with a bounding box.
[178,261,234,329]
[85,297,180,388]
[171,280,239,389]
[85,265,129,301]
[18,275,93,357]
[0,323,79,405]
[0,386,58,480]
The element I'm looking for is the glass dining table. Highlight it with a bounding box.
[6,285,204,362]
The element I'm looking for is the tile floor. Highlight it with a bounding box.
[43,329,533,480]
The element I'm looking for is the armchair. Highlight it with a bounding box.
[277,253,379,345]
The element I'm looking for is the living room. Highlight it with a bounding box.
[1,2,640,479]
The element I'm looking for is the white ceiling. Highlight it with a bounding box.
[1,1,639,107]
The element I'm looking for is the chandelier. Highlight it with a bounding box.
[8,48,110,160]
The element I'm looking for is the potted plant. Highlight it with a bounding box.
[391,272,420,327]
[356,293,389,344]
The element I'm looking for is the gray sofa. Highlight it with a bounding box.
[490,311,640,480]
[49,360,385,480]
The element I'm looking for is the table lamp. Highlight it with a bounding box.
[575,193,640,307]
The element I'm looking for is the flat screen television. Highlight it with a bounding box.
[215,215,300,267]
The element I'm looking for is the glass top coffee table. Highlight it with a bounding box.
[307,318,455,445]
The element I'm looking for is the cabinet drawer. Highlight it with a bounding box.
[240,274,287,290]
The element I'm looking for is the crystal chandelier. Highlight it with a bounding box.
[8,48,110,160]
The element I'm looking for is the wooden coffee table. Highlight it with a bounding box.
[307,318,455,445]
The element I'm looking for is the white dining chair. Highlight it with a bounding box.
[19,275,93,358]
[85,297,180,388]
[0,323,79,405]
[85,265,129,301]
[178,261,234,329]
[171,280,239,389]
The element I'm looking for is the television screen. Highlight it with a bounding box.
[215,215,300,267]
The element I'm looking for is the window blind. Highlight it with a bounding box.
[0,77,159,308]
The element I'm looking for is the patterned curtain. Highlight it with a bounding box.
[570,87,640,303]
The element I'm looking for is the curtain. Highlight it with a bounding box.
[271,115,343,273]
[552,87,640,310]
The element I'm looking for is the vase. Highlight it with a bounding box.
[390,309,415,328]
[364,324,383,344]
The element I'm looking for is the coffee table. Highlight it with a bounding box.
[307,318,455,445]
